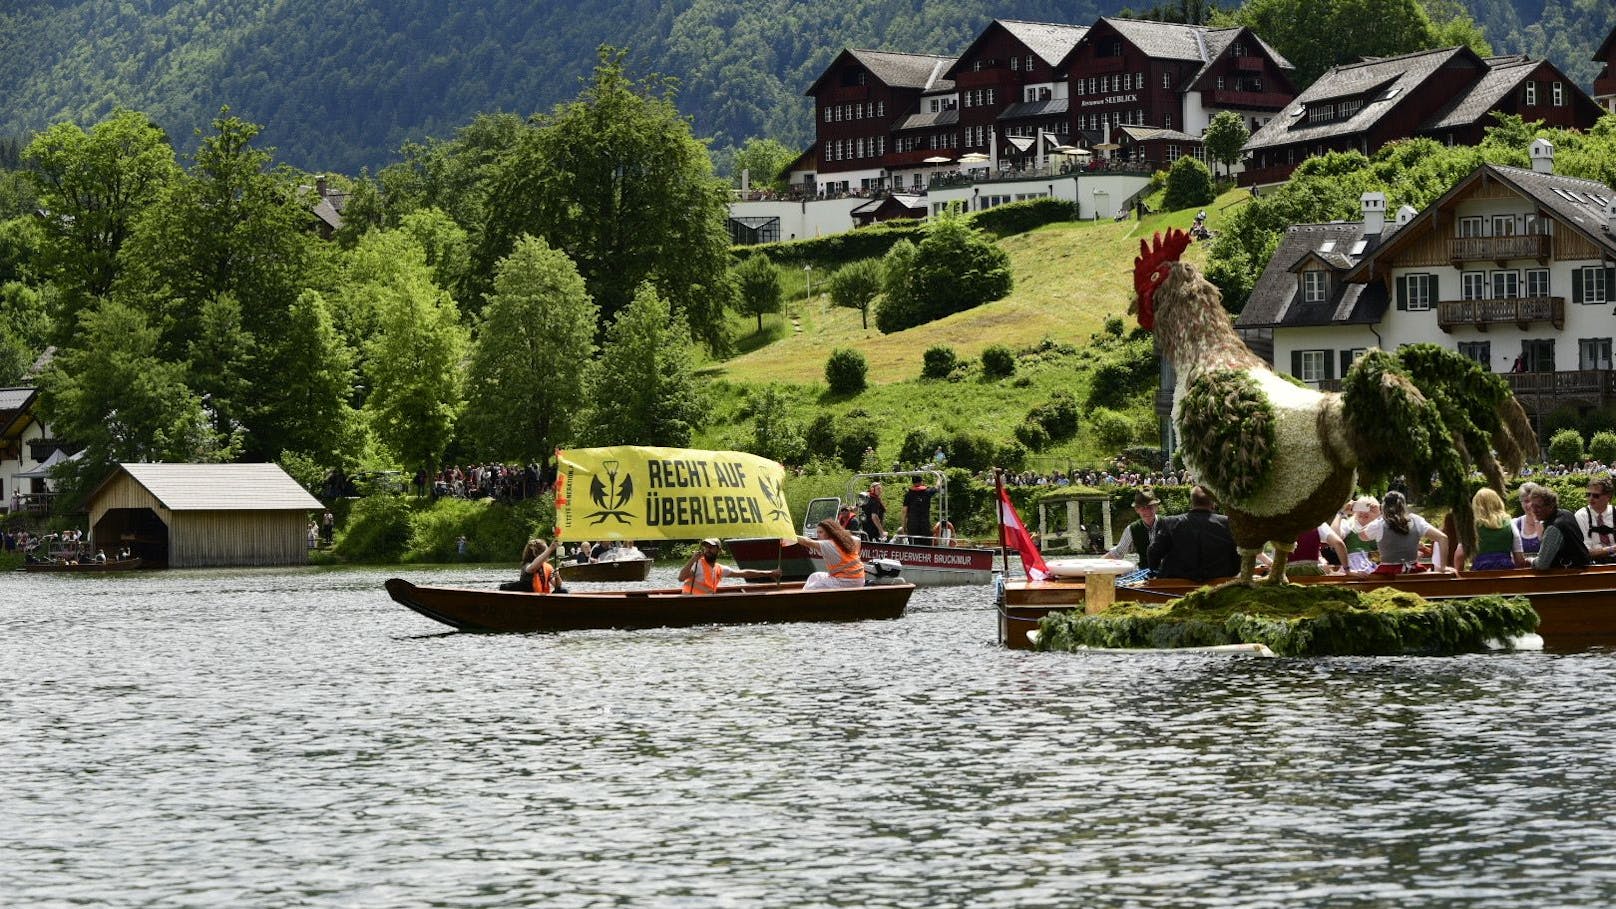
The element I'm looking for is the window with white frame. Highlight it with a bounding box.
[1526,81,1538,105]
[1162,72,1171,89]
[1026,55,1034,70]
[1526,268,1549,298]
[1135,72,1144,89]
[1553,82,1564,106]
[1458,341,1490,366]
[1461,271,1486,300]
[1581,267,1610,302]
[1297,350,1328,382]
[1492,270,1520,299]
[1010,56,1020,71]
[1458,216,1484,238]
[1491,215,1517,236]
[1407,273,1435,310]
[1303,270,1327,303]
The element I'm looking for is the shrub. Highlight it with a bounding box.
[825,347,868,395]
[898,427,946,466]
[405,496,555,563]
[1590,431,1616,466]
[921,345,958,379]
[1029,391,1080,441]
[1162,155,1216,211]
[750,385,808,465]
[875,239,922,333]
[995,439,1028,472]
[334,494,413,563]
[1542,404,1583,439]
[731,219,923,267]
[1089,407,1134,450]
[946,430,999,473]
[967,197,1079,237]
[878,216,1011,333]
[804,412,838,461]
[981,344,1015,378]
[1014,422,1051,451]
[1548,428,1585,466]
[836,420,881,470]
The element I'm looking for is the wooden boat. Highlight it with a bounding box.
[728,469,997,586]
[558,557,653,583]
[22,557,145,573]
[997,565,1616,652]
[386,577,917,633]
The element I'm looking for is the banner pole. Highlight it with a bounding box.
[995,468,1012,579]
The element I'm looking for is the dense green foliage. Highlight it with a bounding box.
[967,198,1081,238]
[825,348,869,395]
[1201,111,1249,178]
[1590,432,1616,466]
[1177,369,1276,501]
[980,345,1016,379]
[1223,0,1489,88]
[921,345,959,380]
[1036,587,1540,656]
[1548,428,1586,465]
[1161,155,1216,210]
[827,258,883,330]
[733,252,784,333]
[875,215,1011,333]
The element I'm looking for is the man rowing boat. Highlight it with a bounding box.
[679,538,782,594]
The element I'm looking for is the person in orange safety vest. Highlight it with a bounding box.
[679,537,782,594]
[794,519,866,590]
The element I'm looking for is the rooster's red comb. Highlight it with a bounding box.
[1133,229,1193,287]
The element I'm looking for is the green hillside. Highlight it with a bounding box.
[692,191,1235,470]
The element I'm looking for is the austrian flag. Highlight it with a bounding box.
[996,486,1050,581]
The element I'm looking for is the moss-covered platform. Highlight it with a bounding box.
[1034,583,1539,657]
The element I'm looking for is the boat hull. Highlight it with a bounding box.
[386,578,916,633]
[22,558,145,573]
[556,558,653,583]
[998,566,1616,652]
[727,537,997,586]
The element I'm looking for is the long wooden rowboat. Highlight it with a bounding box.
[22,557,145,573]
[999,565,1616,652]
[386,577,917,633]
[557,557,654,583]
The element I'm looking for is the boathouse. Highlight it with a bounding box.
[85,463,323,568]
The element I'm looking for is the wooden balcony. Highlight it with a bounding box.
[1448,234,1550,264]
[1437,296,1564,332]
[1206,89,1292,110]
[1507,369,1616,411]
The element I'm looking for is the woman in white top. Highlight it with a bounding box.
[794,519,866,590]
[1512,482,1544,555]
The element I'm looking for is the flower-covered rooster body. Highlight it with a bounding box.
[1132,229,1536,584]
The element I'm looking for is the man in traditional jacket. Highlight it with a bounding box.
[1105,489,1160,562]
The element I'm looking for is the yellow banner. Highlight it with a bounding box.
[554,446,795,542]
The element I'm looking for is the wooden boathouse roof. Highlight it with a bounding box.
[88,463,323,511]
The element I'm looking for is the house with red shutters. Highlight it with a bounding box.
[1241,47,1604,187]
[940,20,1087,175]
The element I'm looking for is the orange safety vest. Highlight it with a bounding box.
[531,561,556,594]
[825,540,865,581]
[682,558,725,595]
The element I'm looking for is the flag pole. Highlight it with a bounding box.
[995,467,1012,579]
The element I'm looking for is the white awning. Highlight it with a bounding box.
[1006,136,1034,152]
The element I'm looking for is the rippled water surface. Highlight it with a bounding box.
[5,564,1616,908]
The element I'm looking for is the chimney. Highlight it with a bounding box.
[315,174,328,198]
[1530,138,1554,175]
[740,168,751,193]
[1361,192,1386,234]
[1396,204,1418,227]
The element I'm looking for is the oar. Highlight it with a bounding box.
[776,536,793,587]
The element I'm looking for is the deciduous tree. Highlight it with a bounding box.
[1202,111,1250,179]
[361,258,469,475]
[463,235,598,461]
[733,252,783,333]
[577,283,702,447]
[828,258,883,330]
[731,137,797,192]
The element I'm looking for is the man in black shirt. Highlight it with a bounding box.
[1528,487,1591,570]
[900,480,938,542]
[1147,485,1240,582]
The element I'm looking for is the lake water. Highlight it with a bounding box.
[4,564,1616,908]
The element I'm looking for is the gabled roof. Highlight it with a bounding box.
[1185,26,1295,87]
[1244,46,1482,152]
[1237,221,1394,329]
[1597,24,1616,61]
[88,463,324,512]
[806,49,955,96]
[1344,162,1616,284]
[945,20,1086,80]
[1099,17,1209,61]
[0,386,40,441]
[1117,124,1200,143]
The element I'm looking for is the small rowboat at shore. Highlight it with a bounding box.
[386,577,917,633]
[557,557,653,583]
[998,565,1616,652]
[22,557,145,573]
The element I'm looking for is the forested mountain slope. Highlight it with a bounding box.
[0,0,1607,174]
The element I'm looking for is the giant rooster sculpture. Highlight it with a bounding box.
[1132,228,1537,584]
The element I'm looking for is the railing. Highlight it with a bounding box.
[1506,369,1616,398]
[1206,89,1293,109]
[1437,296,1564,331]
[1448,235,1551,262]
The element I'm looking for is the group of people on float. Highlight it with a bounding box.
[1103,473,1616,580]
[836,479,958,546]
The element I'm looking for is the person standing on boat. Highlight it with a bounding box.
[679,538,782,594]
[1147,486,1240,581]
[859,483,888,541]
[1576,474,1616,564]
[1105,489,1160,562]
[1527,487,1591,570]
[794,519,866,590]
[900,479,937,543]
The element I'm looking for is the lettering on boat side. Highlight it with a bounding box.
[861,546,982,567]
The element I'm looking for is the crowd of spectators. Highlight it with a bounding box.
[417,463,556,503]
[985,463,1195,490]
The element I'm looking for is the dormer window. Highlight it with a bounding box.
[1303,270,1328,303]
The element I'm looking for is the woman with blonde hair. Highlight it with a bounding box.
[795,518,865,590]
[1459,487,1527,571]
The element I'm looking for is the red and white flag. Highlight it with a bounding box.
[997,486,1050,581]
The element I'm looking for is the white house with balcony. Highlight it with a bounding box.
[1236,139,1616,434]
